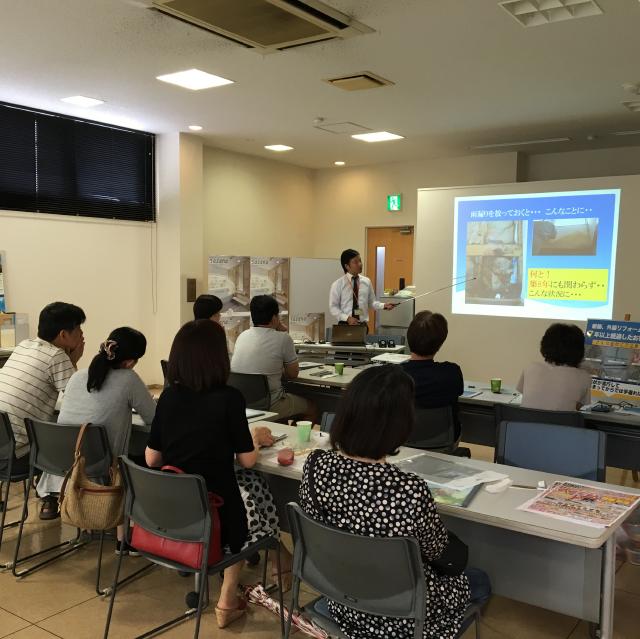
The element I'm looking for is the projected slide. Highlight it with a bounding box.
[452,189,620,321]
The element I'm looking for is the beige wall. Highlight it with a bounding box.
[203,147,315,262]
[0,210,157,381]
[525,146,640,182]
[310,153,520,263]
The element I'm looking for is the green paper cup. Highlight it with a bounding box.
[490,378,502,394]
[335,362,345,375]
[297,421,312,444]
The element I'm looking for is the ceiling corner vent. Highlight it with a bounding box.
[499,0,603,28]
[151,0,375,52]
[324,72,394,91]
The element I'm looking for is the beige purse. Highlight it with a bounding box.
[60,424,124,530]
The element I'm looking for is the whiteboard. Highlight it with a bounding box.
[289,257,342,335]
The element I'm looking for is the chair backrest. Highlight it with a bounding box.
[227,372,271,410]
[320,412,335,433]
[119,456,210,544]
[0,410,15,465]
[406,406,456,450]
[495,404,584,429]
[287,503,425,638]
[160,359,169,388]
[496,420,606,481]
[25,420,112,480]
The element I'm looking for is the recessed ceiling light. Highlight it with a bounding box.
[351,131,404,142]
[264,144,293,152]
[188,125,203,131]
[156,68,233,91]
[334,161,346,166]
[61,95,104,107]
[470,137,571,150]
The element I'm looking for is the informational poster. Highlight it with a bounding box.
[250,257,290,312]
[207,256,251,313]
[209,255,292,351]
[452,189,620,320]
[289,313,325,343]
[584,319,640,405]
[0,252,5,312]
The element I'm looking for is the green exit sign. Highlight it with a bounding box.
[387,193,402,212]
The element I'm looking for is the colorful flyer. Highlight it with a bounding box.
[208,256,251,313]
[250,257,290,312]
[518,481,640,528]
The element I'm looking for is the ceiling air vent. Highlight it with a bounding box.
[499,0,603,27]
[324,72,394,91]
[151,0,374,51]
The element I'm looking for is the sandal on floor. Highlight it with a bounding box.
[215,597,248,629]
[39,496,59,520]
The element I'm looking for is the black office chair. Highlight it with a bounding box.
[494,404,585,430]
[320,412,335,433]
[496,420,606,481]
[0,411,30,551]
[406,406,471,458]
[228,372,271,410]
[10,420,112,583]
[284,502,481,639]
[160,359,169,388]
[104,457,285,639]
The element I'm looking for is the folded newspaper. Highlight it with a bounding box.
[396,454,507,489]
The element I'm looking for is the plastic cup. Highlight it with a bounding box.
[335,362,345,375]
[490,378,502,394]
[296,421,312,444]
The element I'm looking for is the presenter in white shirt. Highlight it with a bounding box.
[329,249,395,327]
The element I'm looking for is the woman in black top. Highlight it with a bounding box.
[402,310,464,440]
[145,320,284,629]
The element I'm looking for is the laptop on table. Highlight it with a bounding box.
[331,324,367,346]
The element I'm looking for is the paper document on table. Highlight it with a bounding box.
[518,481,640,528]
[371,353,411,364]
[395,454,507,489]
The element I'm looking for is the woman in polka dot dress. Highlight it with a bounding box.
[299,365,491,639]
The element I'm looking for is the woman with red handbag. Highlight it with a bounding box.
[145,320,291,629]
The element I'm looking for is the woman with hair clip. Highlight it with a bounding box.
[37,327,156,551]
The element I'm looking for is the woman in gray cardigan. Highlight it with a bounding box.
[37,327,156,553]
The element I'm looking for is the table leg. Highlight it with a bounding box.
[598,536,615,639]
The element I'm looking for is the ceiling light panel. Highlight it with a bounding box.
[499,0,603,27]
[264,144,293,152]
[156,68,233,90]
[61,95,104,107]
[351,131,404,142]
[188,125,203,131]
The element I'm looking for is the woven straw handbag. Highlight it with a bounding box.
[60,424,124,530]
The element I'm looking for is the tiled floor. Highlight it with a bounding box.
[0,443,638,639]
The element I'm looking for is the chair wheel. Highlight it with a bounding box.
[247,551,261,566]
[177,570,190,578]
[185,591,200,609]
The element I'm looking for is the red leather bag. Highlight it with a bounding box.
[130,466,224,569]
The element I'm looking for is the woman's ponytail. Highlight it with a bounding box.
[86,329,147,392]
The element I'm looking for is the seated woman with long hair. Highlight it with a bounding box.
[145,319,290,629]
[37,327,156,542]
[299,365,491,639]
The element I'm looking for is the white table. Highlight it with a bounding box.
[253,423,640,638]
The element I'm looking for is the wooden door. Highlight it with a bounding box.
[366,226,414,330]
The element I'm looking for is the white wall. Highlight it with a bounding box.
[0,210,157,381]
[415,175,640,384]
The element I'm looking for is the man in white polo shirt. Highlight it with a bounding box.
[329,248,395,327]
[231,295,314,421]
